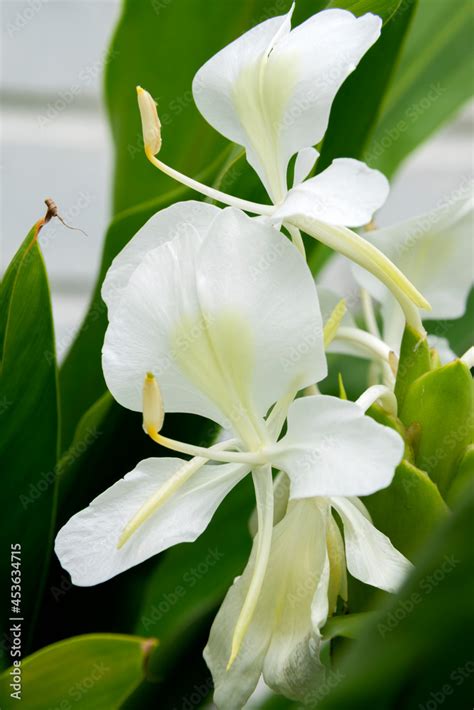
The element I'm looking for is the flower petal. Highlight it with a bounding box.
[102,201,219,315]
[193,10,381,201]
[55,458,247,586]
[195,208,327,425]
[330,496,412,593]
[204,499,327,708]
[270,395,404,498]
[293,147,319,186]
[262,500,328,702]
[274,158,389,227]
[103,207,326,433]
[353,195,474,320]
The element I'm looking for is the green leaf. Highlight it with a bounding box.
[326,0,402,20]
[366,0,474,177]
[394,325,431,410]
[400,360,473,495]
[0,634,157,709]
[447,445,474,507]
[363,459,448,557]
[0,225,59,665]
[317,479,474,710]
[322,612,377,641]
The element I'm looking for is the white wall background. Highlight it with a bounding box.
[1,0,473,361]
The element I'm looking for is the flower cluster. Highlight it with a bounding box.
[55,6,473,708]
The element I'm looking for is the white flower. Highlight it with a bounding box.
[353,193,474,350]
[135,7,430,331]
[55,203,403,670]
[193,6,383,206]
[205,491,411,709]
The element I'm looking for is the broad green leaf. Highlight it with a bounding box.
[365,0,474,177]
[400,360,473,495]
[318,480,474,710]
[394,325,431,409]
[0,225,59,666]
[0,634,157,709]
[363,459,448,557]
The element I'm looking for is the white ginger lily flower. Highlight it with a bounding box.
[55,203,403,669]
[352,193,474,351]
[135,6,431,331]
[205,481,411,708]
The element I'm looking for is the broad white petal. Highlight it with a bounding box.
[102,225,226,425]
[353,196,474,320]
[194,10,381,201]
[293,147,319,186]
[270,395,404,498]
[193,11,293,201]
[102,201,219,315]
[330,496,412,593]
[55,458,247,586]
[274,159,389,227]
[103,207,326,432]
[194,208,327,427]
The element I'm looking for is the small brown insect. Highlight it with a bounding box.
[43,198,87,236]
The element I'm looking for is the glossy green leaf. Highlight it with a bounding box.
[0,225,59,666]
[0,634,157,709]
[447,445,474,507]
[394,325,431,409]
[318,480,474,710]
[363,459,448,557]
[400,360,473,495]
[365,0,474,177]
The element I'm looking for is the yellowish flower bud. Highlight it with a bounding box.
[143,372,164,434]
[136,86,162,156]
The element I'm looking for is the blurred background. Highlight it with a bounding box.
[1,0,473,360]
